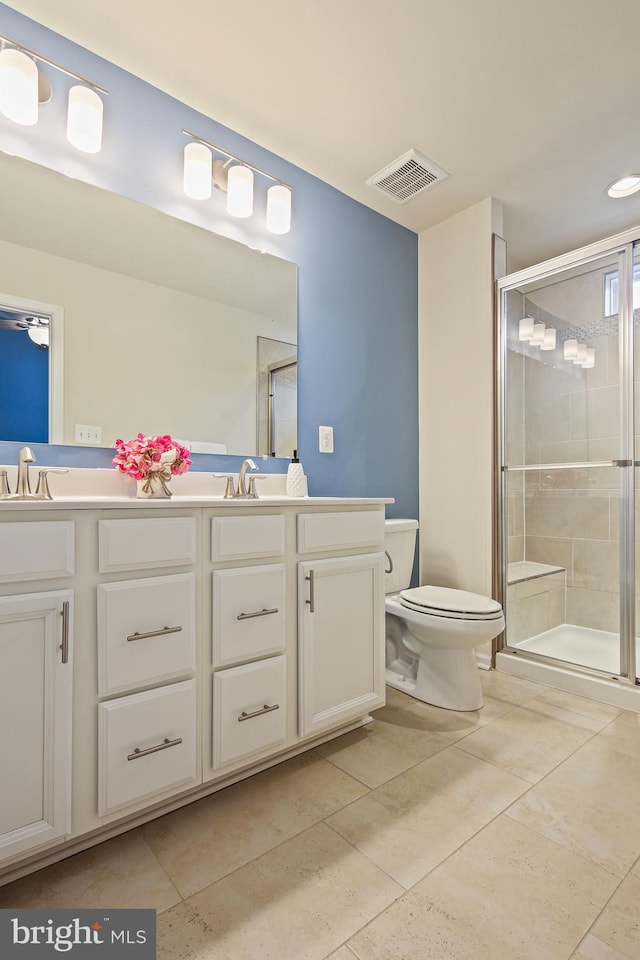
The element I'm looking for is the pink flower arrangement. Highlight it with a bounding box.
[112,433,192,481]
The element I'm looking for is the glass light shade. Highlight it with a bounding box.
[67,85,103,153]
[518,317,534,341]
[574,343,588,364]
[540,327,557,350]
[563,338,578,360]
[581,347,595,369]
[183,142,212,200]
[531,322,546,345]
[0,47,38,125]
[227,165,254,218]
[266,183,292,234]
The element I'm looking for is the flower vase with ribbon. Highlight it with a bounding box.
[136,448,176,498]
[112,433,191,498]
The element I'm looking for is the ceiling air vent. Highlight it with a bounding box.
[366,148,449,204]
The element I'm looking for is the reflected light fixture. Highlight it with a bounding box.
[518,317,535,341]
[564,339,578,360]
[607,175,640,198]
[531,321,546,345]
[574,343,588,364]
[540,328,557,350]
[0,33,107,152]
[581,347,595,369]
[182,128,293,235]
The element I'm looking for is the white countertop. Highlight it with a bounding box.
[0,466,393,510]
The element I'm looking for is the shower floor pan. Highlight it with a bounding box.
[513,622,640,676]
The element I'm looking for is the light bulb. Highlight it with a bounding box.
[266,183,292,234]
[67,85,103,153]
[227,165,254,218]
[0,47,38,125]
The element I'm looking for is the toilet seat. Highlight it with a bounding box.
[399,585,503,621]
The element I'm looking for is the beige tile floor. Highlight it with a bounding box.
[1,670,640,959]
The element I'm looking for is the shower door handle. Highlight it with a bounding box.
[613,459,633,467]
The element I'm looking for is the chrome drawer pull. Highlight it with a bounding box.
[60,600,70,664]
[238,703,280,722]
[127,736,183,761]
[126,625,183,642]
[305,570,315,612]
[236,607,278,621]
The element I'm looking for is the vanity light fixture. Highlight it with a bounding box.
[564,338,578,360]
[226,163,254,218]
[183,141,212,200]
[182,128,293,235]
[0,33,108,152]
[0,45,38,125]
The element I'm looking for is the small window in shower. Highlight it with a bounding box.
[603,264,640,316]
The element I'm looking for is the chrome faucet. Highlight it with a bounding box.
[237,458,259,497]
[15,446,35,497]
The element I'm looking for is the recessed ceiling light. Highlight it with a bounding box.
[607,175,640,198]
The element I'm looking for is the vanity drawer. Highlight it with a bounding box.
[0,521,74,582]
[211,515,284,561]
[97,573,196,695]
[297,511,384,554]
[212,564,285,667]
[213,655,286,768]
[98,679,197,816]
[99,517,196,573]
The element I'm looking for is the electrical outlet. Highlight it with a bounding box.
[75,424,102,444]
[319,425,334,453]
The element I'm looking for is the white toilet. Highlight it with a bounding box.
[384,519,505,711]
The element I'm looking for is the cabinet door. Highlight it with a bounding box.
[298,554,385,737]
[0,591,73,862]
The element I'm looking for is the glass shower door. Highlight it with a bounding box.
[501,245,635,680]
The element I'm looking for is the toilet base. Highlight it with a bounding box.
[386,645,483,712]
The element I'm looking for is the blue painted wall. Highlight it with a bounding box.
[0,4,419,520]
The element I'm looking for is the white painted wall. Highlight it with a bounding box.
[418,198,503,596]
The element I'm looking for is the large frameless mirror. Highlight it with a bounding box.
[0,153,298,457]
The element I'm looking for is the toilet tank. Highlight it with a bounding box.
[384,519,418,594]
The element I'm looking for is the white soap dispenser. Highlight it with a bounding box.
[286,449,307,498]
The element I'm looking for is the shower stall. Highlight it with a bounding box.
[495,226,640,709]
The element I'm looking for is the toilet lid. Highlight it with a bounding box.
[399,585,504,621]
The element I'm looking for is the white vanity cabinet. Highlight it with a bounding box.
[208,514,288,774]
[297,511,386,737]
[96,516,199,818]
[0,520,75,862]
[0,496,388,884]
